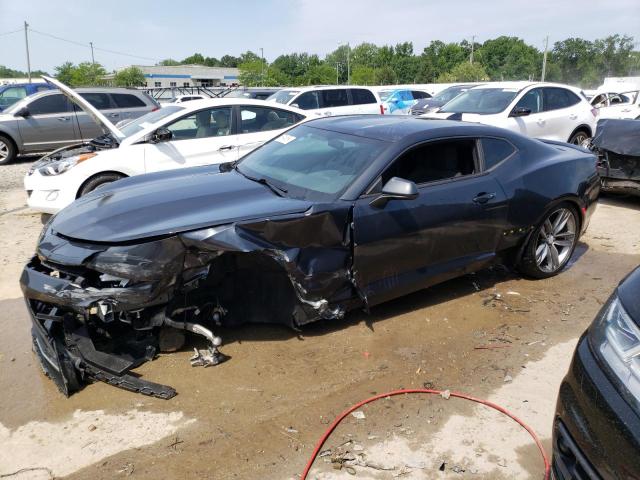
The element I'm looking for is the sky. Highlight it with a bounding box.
[1,0,639,74]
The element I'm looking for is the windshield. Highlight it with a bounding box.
[439,88,519,114]
[236,125,387,201]
[267,90,300,104]
[120,105,184,137]
[433,86,469,103]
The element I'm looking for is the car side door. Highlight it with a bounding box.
[504,88,547,138]
[235,105,304,158]
[75,92,114,140]
[349,88,382,114]
[143,106,239,173]
[352,137,509,306]
[541,87,583,141]
[17,93,80,152]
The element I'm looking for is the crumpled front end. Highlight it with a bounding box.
[21,205,358,399]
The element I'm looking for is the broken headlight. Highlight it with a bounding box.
[590,295,640,407]
[39,153,96,176]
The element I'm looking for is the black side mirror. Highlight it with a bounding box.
[151,127,172,143]
[14,107,30,118]
[369,177,418,208]
[510,106,531,117]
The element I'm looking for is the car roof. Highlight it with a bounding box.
[173,97,307,113]
[279,85,376,92]
[304,115,508,142]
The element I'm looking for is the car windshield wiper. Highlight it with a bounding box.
[234,166,288,197]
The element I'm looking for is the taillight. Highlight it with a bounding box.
[151,106,160,112]
[380,104,384,115]
[590,107,598,118]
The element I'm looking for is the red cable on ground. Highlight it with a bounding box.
[300,388,550,480]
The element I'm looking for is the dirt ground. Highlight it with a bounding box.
[1,158,639,479]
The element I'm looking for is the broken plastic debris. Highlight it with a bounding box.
[440,389,451,400]
[351,411,366,420]
[504,374,513,383]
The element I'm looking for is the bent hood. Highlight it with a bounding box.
[43,76,125,141]
[51,166,313,243]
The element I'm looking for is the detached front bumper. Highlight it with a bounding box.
[20,257,178,399]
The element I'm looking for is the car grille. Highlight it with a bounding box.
[553,420,601,480]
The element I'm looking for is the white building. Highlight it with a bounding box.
[123,64,240,88]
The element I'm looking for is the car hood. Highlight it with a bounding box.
[50,166,314,243]
[42,76,125,141]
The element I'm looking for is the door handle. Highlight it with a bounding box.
[569,114,577,120]
[108,113,119,118]
[57,117,70,122]
[218,145,235,151]
[473,192,496,204]
[536,118,545,125]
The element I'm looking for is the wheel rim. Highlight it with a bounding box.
[571,132,588,146]
[0,140,8,161]
[535,208,577,273]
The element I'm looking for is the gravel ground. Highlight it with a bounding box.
[0,156,38,196]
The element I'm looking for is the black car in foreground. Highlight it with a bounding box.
[20,115,599,398]
[553,267,640,479]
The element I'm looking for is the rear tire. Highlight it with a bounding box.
[78,172,125,197]
[568,130,590,147]
[518,203,579,279]
[0,134,17,165]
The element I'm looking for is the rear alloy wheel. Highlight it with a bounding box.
[0,135,17,165]
[519,205,579,279]
[568,131,590,147]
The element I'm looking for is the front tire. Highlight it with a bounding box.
[568,130,590,147]
[0,134,17,165]
[519,204,579,279]
[78,172,125,197]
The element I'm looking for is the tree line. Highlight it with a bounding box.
[1,34,637,88]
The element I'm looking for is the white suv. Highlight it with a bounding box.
[267,86,383,116]
[424,82,598,145]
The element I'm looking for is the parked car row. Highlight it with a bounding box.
[0,86,159,164]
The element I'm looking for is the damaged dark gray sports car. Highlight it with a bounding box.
[21,116,600,398]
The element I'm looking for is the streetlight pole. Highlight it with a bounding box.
[24,21,31,83]
[346,43,350,85]
[90,41,95,65]
[260,47,264,87]
[541,36,549,81]
[470,35,475,64]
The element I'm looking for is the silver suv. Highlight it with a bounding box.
[0,87,159,164]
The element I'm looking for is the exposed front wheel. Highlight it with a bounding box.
[568,131,590,147]
[78,172,125,197]
[519,204,579,279]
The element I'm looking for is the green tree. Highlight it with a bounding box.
[437,62,489,82]
[220,55,241,67]
[351,42,379,68]
[272,53,321,84]
[303,64,336,85]
[351,66,376,85]
[239,61,289,86]
[114,66,145,86]
[158,58,180,66]
[70,62,107,86]
[54,61,75,84]
[417,41,467,82]
[181,53,206,65]
[325,45,352,83]
[374,65,397,85]
[476,36,541,80]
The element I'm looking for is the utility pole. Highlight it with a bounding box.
[90,42,95,65]
[541,36,549,81]
[470,35,475,64]
[24,21,31,83]
[346,43,350,85]
[260,47,264,87]
[335,63,340,85]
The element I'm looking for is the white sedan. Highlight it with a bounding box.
[25,77,308,214]
[422,82,598,145]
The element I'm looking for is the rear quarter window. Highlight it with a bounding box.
[350,88,376,105]
[79,92,112,110]
[321,89,349,107]
[543,88,581,111]
[111,93,147,108]
[481,138,516,170]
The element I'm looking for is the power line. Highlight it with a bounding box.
[0,28,22,37]
[27,27,160,62]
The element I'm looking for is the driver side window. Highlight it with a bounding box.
[514,89,542,114]
[166,107,232,140]
[380,139,479,188]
